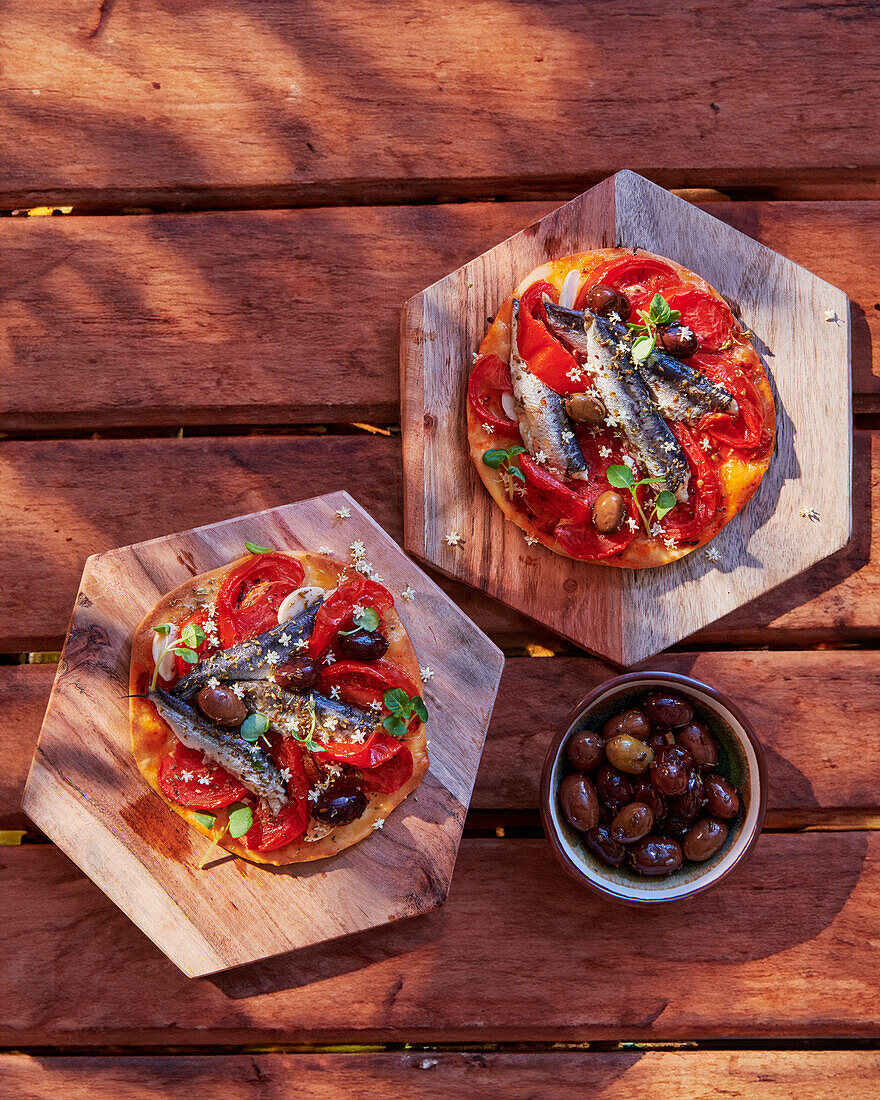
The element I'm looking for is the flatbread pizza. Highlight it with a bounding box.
[466,248,776,567]
[130,546,428,865]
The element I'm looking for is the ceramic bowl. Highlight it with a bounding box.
[540,671,767,904]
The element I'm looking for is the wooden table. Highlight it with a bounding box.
[3,3,880,1095]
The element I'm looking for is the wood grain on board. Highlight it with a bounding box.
[4,833,880,1044]
[402,172,851,665]
[2,201,876,434]
[2,430,878,653]
[1,0,879,209]
[5,1050,880,1100]
[6,650,880,830]
[21,493,503,977]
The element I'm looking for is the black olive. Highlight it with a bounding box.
[338,629,390,661]
[314,778,368,825]
[277,657,319,690]
[657,322,699,358]
[582,283,630,319]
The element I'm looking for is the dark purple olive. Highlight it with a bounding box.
[705,775,740,820]
[683,818,728,861]
[197,685,247,727]
[338,629,389,661]
[676,721,719,770]
[564,392,607,426]
[650,745,693,797]
[582,283,630,319]
[657,322,699,358]
[602,708,651,740]
[594,765,634,808]
[567,730,605,774]
[630,835,683,876]
[671,770,706,824]
[610,802,654,844]
[277,657,319,690]
[314,778,368,826]
[647,727,676,753]
[643,692,694,728]
[631,779,667,823]
[583,825,626,868]
[559,774,600,832]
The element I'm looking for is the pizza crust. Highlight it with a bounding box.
[129,552,428,866]
[467,249,775,568]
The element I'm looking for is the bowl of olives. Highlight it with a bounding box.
[540,672,767,904]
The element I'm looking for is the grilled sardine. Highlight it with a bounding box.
[237,681,379,742]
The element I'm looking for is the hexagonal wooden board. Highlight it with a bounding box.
[401,170,852,666]
[21,492,503,978]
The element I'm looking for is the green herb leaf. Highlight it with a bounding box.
[649,293,673,325]
[383,714,407,739]
[152,623,172,636]
[508,445,526,457]
[194,812,216,829]
[383,688,409,715]
[413,697,429,723]
[227,803,254,839]
[654,490,677,521]
[631,333,656,363]
[172,647,199,664]
[382,689,429,736]
[180,622,206,649]
[245,541,274,554]
[667,309,681,324]
[606,464,636,490]
[510,465,526,482]
[482,448,508,469]
[353,606,380,633]
[240,712,270,742]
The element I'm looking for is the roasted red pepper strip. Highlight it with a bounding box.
[467,353,519,433]
[661,422,721,543]
[360,744,414,794]
[242,737,310,851]
[215,552,305,646]
[691,352,767,451]
[307,574,395,657]
[516,281,582,394]
[318,658,419,710]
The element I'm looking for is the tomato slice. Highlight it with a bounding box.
[241,737,311,851]
[319,658,419,710]
[520,454,593,526]
[663,286,735,352]
[216,552,306,646]
[467,353,519,433]
[172,608,220,679]
[317,728,403,769]
[157,743,249,810]
[585,255,679,294]
[308,573,395,657]
[360,744,414,794]
[691,352,770,452]
[516,280,582,394]
[660,422,721,543]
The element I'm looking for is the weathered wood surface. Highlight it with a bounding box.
[21,492,502,977]
[4,834,880,1044]
[1,431,877,652]
[5,1050,880,1100]
[402,172,851,664]
[1,1,879,209]
[7,651,880,830]
[1,201,877,434]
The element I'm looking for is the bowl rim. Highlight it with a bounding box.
[539,670,768,905]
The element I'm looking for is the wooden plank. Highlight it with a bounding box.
[0,201,877,433]
[0,433,877,652]
[4,1051,880,1100]
[3,835,880,1044]
[1,1,879,208]
[7,650,880,825]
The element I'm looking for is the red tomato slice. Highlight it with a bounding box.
[516,280,582,394]
[587,255,679,292]
[660,422,721,543]
[308,573,395,657]
[467,353,519,433]
[242,737,311,851]
[216,552,305,646]
[663,286,735,352]
[691,352,769,452]
[172,608,220,679]
[520,455,593,526]
[360,744,414,794]
[157,743,249,810]
[316,728,403,769]
[319,659,419,710]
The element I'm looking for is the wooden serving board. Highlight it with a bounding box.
[20,493,504,978]
[401,170,852,665]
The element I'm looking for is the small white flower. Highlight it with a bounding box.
[280,767,292,783]
[445,530,464,547]
[207,676,220,689]
[561,429,574,442]
[567,366,585,382]
[371,574,384,583]
[294,638,308,652]
[197,774,211,786]
[349,540,366,557]
[323,715,339,732]
[352,603,367,618]
[625,517,639,532]
[663,536,678,549]
[481,422,495,434]
[279,632,291,646]
[317,546,333,555]
[523,533,538,546]
[705,547,721,563]
[599,445,612,458]
[308,788,320,803]
[800,507,821,523]
[420,666,434,681]
[179,770,195,782]
[622,454,637,471]
[354,558,373,575]
[534,449,548,465]
[335,506,351,518]
[372,818,385,830]
[369,700,383,712]
[323,650,336,665]
[231,683,245,698]
[266,651,281,665]
[649,523,662,537]
[401,586,416,602]
[330,686,341,700]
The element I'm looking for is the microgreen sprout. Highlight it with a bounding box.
[227,802,254,839]
[245,541,274,554]
[339,606,381,636]
[150,621,206,689]
[626,293,681,363]
[240,712,270,743]
[382,689,429,739]
[483,445,526,499]
[606,464,677,532]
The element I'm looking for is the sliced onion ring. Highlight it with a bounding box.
[277,585,326,625]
